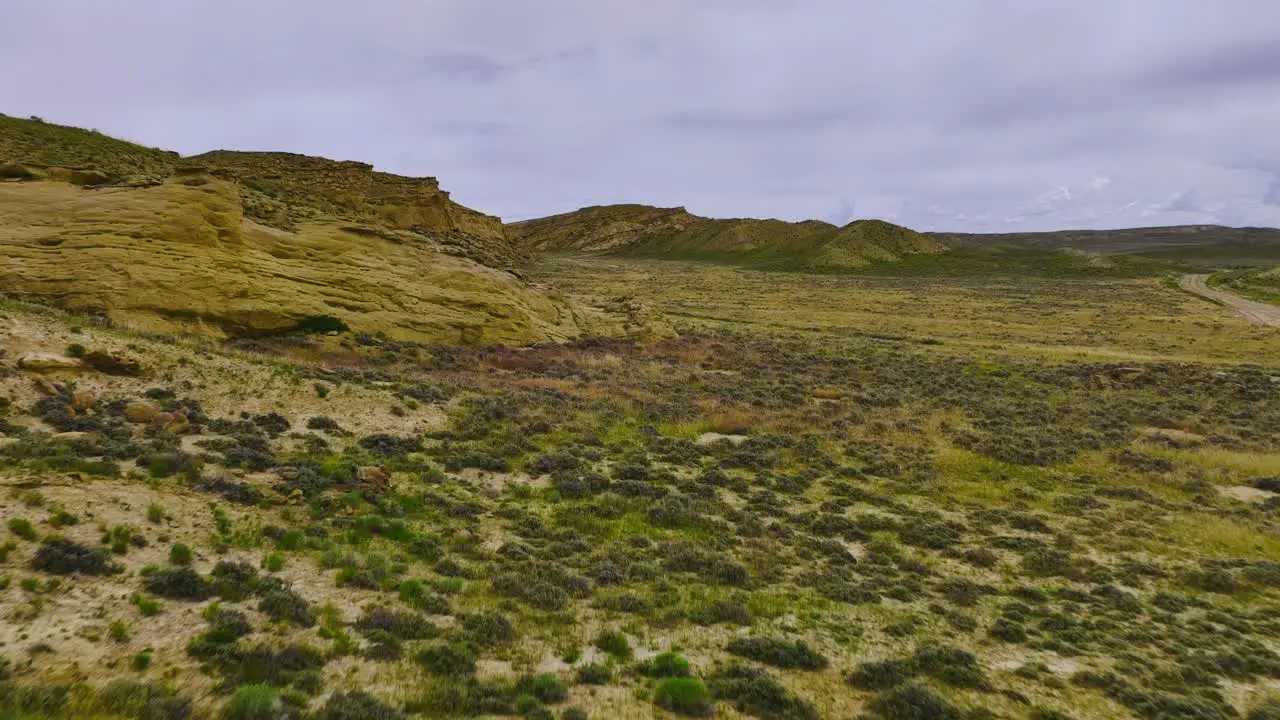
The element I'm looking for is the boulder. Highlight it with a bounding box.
[356,466,390,488]
[124,401,161,424]
[83,350,142,376]
[18,353,85,372]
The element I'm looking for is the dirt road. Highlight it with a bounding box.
[1179,274,1280,327]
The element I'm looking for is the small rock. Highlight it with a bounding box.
[124,401,161,424]
[695,432,750,447]
[18,353,85,372]
[357,466,390,487]
[274,466,300,481]
[52,431,90,441]
[164,415,191,435]
[32,376,61,396]
[83,350,141,376]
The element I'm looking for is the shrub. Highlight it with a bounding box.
[1249,699,1280,720]
[461,611,516,646]
[144,567,211,600]
[643,651,691,678]
[258,587,315,627]
[358,434,421,456]
[355,607,435,640]
[204,608,253,644]
[654,677,714,717]
[32,538,112,575]
[848,659,917,691]
[709,664,820,720]
[315,690,403,720]
[576,663,613,685]
[726,637,828,671]
[417,643,477,676]
[210,560,260,600]
[692,599,753,626]
[8,518,36,541]
[398,579,450,613]
[594,629,631,661]
[868,684,962,720]
[222,683,279,720]
[911,644,988,689]
[521,673,569,704]
[169,543,194,565]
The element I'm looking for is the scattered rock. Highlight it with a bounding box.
[1219,485,1277,503]
[71,390,96,412]
[32,376,61,396]
[274,466,300,481]
[695,432,750,447]
[52,431,91,442]
[18,353,85,372]
[356,466,390,489]
[125,401,161,424]
[83,350,142,376]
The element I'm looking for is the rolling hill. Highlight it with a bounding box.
[508,203,945,271]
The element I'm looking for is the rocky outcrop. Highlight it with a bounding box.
[0,172,669,345]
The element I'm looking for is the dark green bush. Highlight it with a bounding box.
[726,637,828,671]
[315,690,403,720]
[868,683,961,720]
[31,538,113,575]
[708,664,820,720]
[144,567,212,600]
[417,643,477,676]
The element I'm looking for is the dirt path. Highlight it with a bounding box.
[1179,274,1280,327]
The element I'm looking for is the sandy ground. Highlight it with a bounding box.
[1180,274,1280,327]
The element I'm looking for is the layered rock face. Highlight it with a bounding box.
[0,117,671,345]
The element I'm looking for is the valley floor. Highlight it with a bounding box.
[0,258,1278,720]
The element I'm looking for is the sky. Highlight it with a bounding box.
[3,1,1280,232]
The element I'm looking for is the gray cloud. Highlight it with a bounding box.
[2,0,1279,232]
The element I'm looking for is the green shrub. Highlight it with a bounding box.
[222,683,279,720]
[868,684,961,720]
[417,643,477,676]
[594,629,631,661]
[654,677,714,717]
[8,517,37,541]
[169,543,194,565]
[848,659,917,691]
[709,664,820,720]
[315,690,403,720]
[576,663,613,685]
[521,673,569,704]
[643,651,691,678]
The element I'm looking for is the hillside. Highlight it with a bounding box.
[0,116,670,344]
[930,224,1280,267]
[509,204,945,270]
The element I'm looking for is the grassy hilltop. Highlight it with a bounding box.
[508,204,945,271]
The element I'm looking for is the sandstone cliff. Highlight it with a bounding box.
[0,116,671,344]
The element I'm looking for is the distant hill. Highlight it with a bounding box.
[0,115,670,344]
[929,225,1280,267]
[509,204,944,270]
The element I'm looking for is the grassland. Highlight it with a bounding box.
[0,241,1278,720]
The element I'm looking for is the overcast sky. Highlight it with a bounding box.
[3,1,1279,232]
